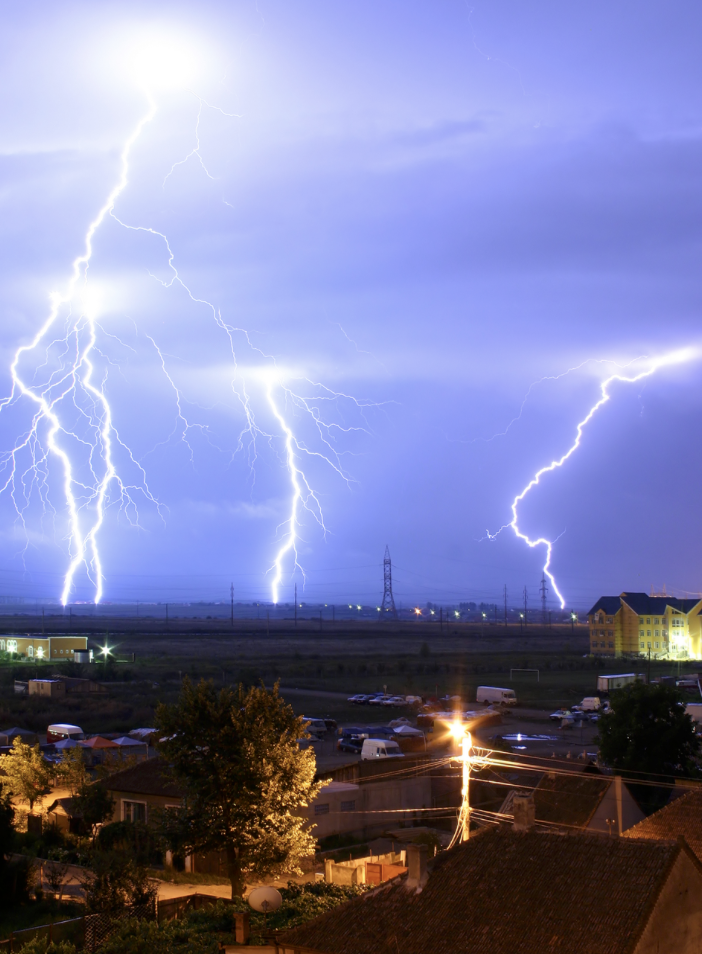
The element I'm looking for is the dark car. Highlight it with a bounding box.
[323,718,338,732]
[337,737,363,754]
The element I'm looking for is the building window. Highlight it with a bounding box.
[7,640,17,653]
[639,617,644,624]
[639,630,644,638]
[314,804,330,816]
[608,642,614,649]
[654,642,659,649]
[647,618,651,625]
[647,631,651,638]
[606,617,613,624]
[647,642,651,649]
[340,800,356,812]
[654,630,659,638]
[607,631,613,638]
[654,618,659,625]
[122,801,146,823]
[640,642,645,649]
[27,646,33,657]
[600,642,605,648]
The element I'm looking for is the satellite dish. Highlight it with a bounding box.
[248,886,282,914]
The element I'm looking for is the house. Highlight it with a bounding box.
[0,635,88,661]
[29,679,66,699]
[46,796,83,835]
[279,828,702,954]
[623,788,702,862]
[587,592,702,658]
[102,756,182,824]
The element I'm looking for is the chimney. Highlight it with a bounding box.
[405,844,429,890]
[512,794,535,831]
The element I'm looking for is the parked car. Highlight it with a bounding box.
[302,717,328,738]
[347,694,366,704]
[337,736,363,754]
[549,709,570,722]
[381,696,406,707]
[323,718,338,732]
[368,694,392,705]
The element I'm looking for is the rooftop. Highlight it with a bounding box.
[623,788,702,863]
[102,756,182,799]
[281,827,691,954]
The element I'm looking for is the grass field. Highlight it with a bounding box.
[0,619,697,732]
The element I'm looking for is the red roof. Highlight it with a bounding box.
[80,736,119,749]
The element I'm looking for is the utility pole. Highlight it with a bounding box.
[540,573,548,627]
[381,545,398,619]
[230,583,234,627]
[461,732,471,841]
[294,584,297,628]
[504,585,507,628]
[523,587,528,626]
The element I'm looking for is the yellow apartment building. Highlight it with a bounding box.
[0,635,88,660]
[588,593,702,658]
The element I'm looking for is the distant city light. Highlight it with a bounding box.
[414,607,422,616]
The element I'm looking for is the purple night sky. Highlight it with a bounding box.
[0,1,700,610]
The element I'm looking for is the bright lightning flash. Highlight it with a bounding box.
[488,348,698,608]
[0,51,378,606]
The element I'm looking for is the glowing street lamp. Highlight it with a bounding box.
[414,608,422,617]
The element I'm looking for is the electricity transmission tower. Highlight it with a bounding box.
[540,573,548,626]
[381,545,398,618]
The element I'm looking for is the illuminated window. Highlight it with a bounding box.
[27,646,33,657]
[7,640,17,653]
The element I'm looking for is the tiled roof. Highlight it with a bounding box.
[102,756,182,799]
[281,828,686,954]
[588,593,702,617]
[588,596,622,616]
[623,788,702,862]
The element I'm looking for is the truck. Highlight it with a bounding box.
[47,723,84,743]
[596,673,638,693]
[476,686,517,706]
[360,738,404,760]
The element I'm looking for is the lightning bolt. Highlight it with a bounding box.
[487,347,698,608]
[0,97,159,604]
[1,84,378,606]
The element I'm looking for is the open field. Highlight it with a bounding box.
[0,618,697,734]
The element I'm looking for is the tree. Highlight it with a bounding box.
[597,682,701,810]
[156,679,325,897]
[0,738,52,813]
[57,748,88,797]
[73,782,115,842]
[82,847,156,915]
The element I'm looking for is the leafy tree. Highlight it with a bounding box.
[72,782,115,842]
[597,682,701,811]
[156,679,324,897]
[0,738,52,812]
[82,847,156,915]
[57,748,88,797]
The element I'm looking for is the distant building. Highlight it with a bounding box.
[587,592,702,658]
[0,635,88,660]
[280,828,702,954]
[28,679,66,698]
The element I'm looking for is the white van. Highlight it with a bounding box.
[361,738,404,760]
[302,718,328,739]
[575,697,601,712]
[476,687,517,706]
[47,723,85,743]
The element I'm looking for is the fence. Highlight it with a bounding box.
[2,903,156,952]
[157,893,236,924]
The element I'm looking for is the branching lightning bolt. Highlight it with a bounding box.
[0,98,159,604]
[487,348,698,608]
[1,76,381,606]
